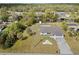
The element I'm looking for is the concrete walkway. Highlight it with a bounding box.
[54,37,73,55]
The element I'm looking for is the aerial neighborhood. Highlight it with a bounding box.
[0,4,79,54]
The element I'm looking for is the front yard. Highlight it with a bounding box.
[0,23,58,54]
[51,22,79,54]
[0,22,79,54]
[64,31,79,54]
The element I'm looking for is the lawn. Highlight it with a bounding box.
[50,22,79,54]
[0,23,58,54]
[64,31,79,54]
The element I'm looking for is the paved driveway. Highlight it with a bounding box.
[54,37,73,55]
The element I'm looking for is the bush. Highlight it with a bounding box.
[0,31,8,44]
[3,34,16,48]
[21,36,28,40]
[27,28,33,36]
[68,31,73,37]
[16,23,26,32]
[26,28,36,36]
[62,22,68,31]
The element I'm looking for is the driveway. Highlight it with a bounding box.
[54,37,73,55]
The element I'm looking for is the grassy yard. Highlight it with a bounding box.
[64,31,79,54]
[1,22,79,54]
[50,22,79,54]
[0,23,58,54]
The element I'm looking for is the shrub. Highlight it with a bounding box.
[3,33,16,48]
[68,31,73,37]
[27,28,33,36]
[0,31,8,44]
[26,28,36,36]
[62,22,68,31]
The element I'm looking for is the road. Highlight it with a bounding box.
[54,37,73,55]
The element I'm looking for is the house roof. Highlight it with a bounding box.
[56,12,69,18]
[67,23,78,26]
[40,25,63,36]
[35,12,45,16]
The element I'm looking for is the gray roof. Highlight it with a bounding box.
[56,12,68,18]
[40,25,63,36]
[67,23,78,26]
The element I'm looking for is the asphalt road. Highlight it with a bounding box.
[54,37,73,55]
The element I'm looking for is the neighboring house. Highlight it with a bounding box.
[55,12,70,21]
[7,11,26,16]
[67,23,79,32]
[8,14,22,21]
[40,24,63,39]
[35,12,45,22]
[66,19,74,23]
[35,12,45,16]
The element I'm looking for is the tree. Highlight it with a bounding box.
[25,11,36,26]
[42,9,58,22]
[0,22,26,48]
[69,12,79,23]
[3,33,16,48]
[0,31,8,44]
[0,7,9,22]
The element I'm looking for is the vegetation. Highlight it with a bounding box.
[0,7,9,22]
[47,22,79,54]
[0,23,58,54]
[0,22,26,48]
[1,4,79,23]
[62,22,68,31]
[0,4,79,54]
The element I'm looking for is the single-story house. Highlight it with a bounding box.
[67,23,79,32]
[35,12,45,22]
[66,19,74,23]
[40,24,63,39]
[7,11,26,16]
[35,12,45,16]
[55,12,70,21]
[35,12,69,22]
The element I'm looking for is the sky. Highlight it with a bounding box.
[0,0,79,3]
